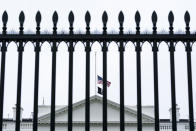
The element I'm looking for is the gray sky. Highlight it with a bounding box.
[0,0,196,120]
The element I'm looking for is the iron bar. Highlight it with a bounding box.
[118,11,125,131]
[152,42,159,131]
[0,41,7,131]
[102,42,108,131]
[0,34,196,42]
[33,11,41,131]
[68,10,74,131]
[0,11,8,131]
[15,41,24,131]
[85,11,91,131]
[186,42,194,131]
[102,11,108,131]
[15,11,25,131]
[169,42,177,131]
[184,11,194,131]
[68,43,74,131]
[85,42,91,131]
[136,42,142,131]
[33,42,40,131]
[50,43,57,131]
[119,42,125,131]
[186,47,194,131]
[135,11,142,131]
[168,11,177,131]
[50,11,58,131]
[152,11,160,131]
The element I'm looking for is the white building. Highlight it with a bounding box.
[2,95,194,131]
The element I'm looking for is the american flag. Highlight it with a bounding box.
[97,75,111,87]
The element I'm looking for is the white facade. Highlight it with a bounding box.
[2,95,194,131]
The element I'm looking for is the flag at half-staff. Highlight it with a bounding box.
[97,75,111,95]
[97,75,111,87]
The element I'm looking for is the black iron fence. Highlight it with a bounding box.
[0,10,195,131]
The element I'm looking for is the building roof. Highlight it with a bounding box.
[38,95,154,122]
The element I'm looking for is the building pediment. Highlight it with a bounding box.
[38,95,154,123]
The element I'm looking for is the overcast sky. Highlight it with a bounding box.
[0,0,196,120]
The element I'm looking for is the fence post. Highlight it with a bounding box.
[135,11,142,131]
[102,11,108,131]
[68,11,75,131]
[0,11,8,131]
[118,11,125,131]
[15,11,25,131]
[33,11,41,131]
[184,11,194,131]
[50,11,58,131]
[168,11,177,131]
[152,11,160,131]
[84,11,91,131]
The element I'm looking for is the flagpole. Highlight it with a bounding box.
[95,52,97,96]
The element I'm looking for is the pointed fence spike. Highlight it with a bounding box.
[2,11,8,24]
[85,11,91,25]
[135,11,141,25]
[102,11,108,25]
[19,11,25,24]
[52,11,58,25]
[36,11,41,25]
[68,11,74,25]
[168,11,174,24]
[118,11,124,24]
[184,11,190,25]
[152,11,157,25]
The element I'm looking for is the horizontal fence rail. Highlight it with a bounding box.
[0,10,195,131]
